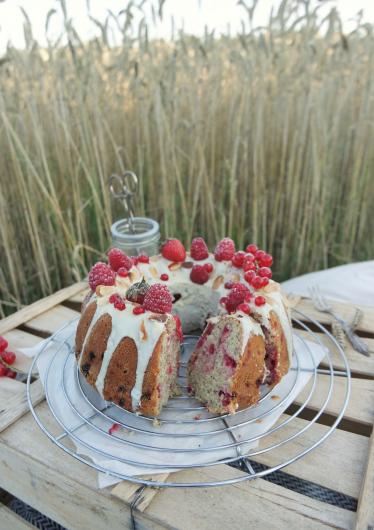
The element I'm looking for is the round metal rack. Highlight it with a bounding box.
[26,309,351,488]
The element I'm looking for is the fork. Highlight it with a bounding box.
[309,285,370,357]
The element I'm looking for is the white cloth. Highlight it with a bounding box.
[281,261,374,308]
[21,321,327,489]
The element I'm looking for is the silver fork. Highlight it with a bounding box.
[309,285,370,357]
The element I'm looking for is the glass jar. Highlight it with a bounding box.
[110,217,160,257]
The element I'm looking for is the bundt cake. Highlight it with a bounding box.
[74,237,293,416]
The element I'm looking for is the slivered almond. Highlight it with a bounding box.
[168,262,181,271]
[150,255,159,262]
[181,261,193,269]
[129,270,141,283]
[212,275,224,289]
[96,285,116,298]
[140,321,148,341]
[149,266,159,279]
[149,314,168,322]
[231,273,240,283]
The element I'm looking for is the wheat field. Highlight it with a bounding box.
[0,0,373,315]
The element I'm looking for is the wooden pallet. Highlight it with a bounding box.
[0,282,373,530]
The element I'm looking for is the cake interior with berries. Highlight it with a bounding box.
[75,237,293,416]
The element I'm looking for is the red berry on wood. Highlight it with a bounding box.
[6,369,16,379]
[1,351,16,365]
[0,364,7,377]
[0,337,8,353]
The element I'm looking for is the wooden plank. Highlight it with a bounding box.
[0,405,354,530]
[23,305,80,336]
[294,297,374,335]
[0,436,167,530]
[68,287,90,305]
[0,380,44,433]
[111,474,170,512]
[0,378,25,405]
[254,414,369,498]
[294,374,374,426]
[0,504,35,529]
[355,429,374,529]
[147,465,354,530]
[296,328,374,378]
[0,282,86,336]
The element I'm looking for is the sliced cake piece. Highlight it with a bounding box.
[187,313,265,414]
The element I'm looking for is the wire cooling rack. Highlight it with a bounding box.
[26,309,351,488]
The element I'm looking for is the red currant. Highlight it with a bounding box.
[243,260,256,272]
[252,276,264,290]
[231,251,246,268]
[261,277,269,287]
[117,268,129,278]
[244,270,256,284]
[258,267,272,278]
[0,364,7,377]
[133,306,146,315]
[255,296,266,306]
[237,303,251,315]
[160,273,169,281]
[6,369,16,379]
[204,263,214,274]
[1,351,16,365]
[114,301,126,311]
[0,337,8,353]
[260,253,273,267]
[246,244,258,254]
[255,250,266,261]
[138,254,150,264]
[224,281,234,289]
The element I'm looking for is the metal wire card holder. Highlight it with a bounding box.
[26,308,350,488]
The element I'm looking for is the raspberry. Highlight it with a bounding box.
[204,263,213,274]
[214,238,235,261]
[0,337,8,353]
[174,315,183,342]
[161,239,186,262]
[244,270,256,284]
[260,253,273,267]
[190,264,209,284]
[246,244,258,254]
[138,254,150,264]
[6,369,16,379]
[160,273,169,281]
[133,306,145,315]
[0,364,7,377]
[126,278,150,304]
[107,248,133,271]
[190,237,209,260]
[255,295,266,306]
[220,296,228,306]
[258,267,272,278]
[143,284,173,314]
[226,283,251,313]
[117,268,128,278]
[252,276,263,290]
[237,303,251,315]
[231,251,246,268]
[224,281,234,289]
[1,351,16,365]
[88,262,115,291]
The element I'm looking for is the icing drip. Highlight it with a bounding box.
[80,297,165,410]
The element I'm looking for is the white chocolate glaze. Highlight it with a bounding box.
[79,295,166,410]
